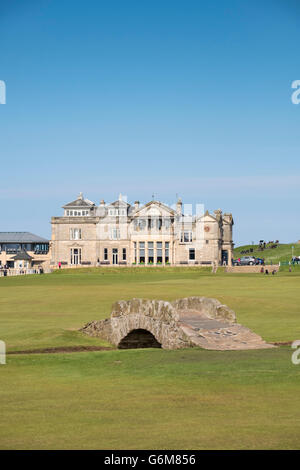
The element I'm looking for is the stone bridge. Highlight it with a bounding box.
[81,297,274,351]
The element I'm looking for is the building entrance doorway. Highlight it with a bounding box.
[221,250,228,265]
[71,248,81,265]
[112,248,118,265]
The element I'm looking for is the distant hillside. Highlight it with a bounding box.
[233,242,300,264]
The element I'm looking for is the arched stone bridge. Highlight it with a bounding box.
[81,297,274,351]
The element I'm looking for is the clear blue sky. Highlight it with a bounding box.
[1,0,300,245]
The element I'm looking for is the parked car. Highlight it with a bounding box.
[255,258,264,265]
[233,256,256,266]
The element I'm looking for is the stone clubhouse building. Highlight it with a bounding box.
[50,193,234,268]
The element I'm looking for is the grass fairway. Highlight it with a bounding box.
[0,268,300,449]
[1,348,300,449]
[1,267,300,351]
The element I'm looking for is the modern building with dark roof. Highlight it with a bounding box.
[0,232,50,269]
[0,232,49,244]
[11,250,33,261]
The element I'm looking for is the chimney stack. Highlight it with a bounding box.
[214,209,222,220]
[176,197,182,216]
[134,201,140,211]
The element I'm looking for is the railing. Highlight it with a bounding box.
[280,260,300,266]
[0,268,52,277]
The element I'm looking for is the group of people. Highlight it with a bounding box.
[0,264,9,276]
[258,240,279,251]
[0,265,44,276]
[261,267,277,275]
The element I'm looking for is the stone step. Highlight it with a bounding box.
[179,319,275,351]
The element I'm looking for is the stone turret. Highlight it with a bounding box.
[222,213,233,241]
[214,209,222,221]
[223,213,233,224]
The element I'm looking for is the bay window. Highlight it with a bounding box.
[165,242,169,263]
[139,242,145,263]
[156,242,163,263]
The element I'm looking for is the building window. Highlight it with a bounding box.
[135,219,146,231]
[34,243,49,254]
[139,242,145,263]
[164,218,171,230]
[165,242,169,263]
[189,248,195,260]
[180,231,193,243]
[147,218,154,230]
[112,248,118,265]
[148,242,154,263]
[4,243,20,254]
[206,240,209,244]
[157,242,163,263]
[134,242,137,263]
[67,210,89,217]
[104,248,108,261]
[109,208,126,216]
[70,228,82,240]
[70,248,81,265]
[122,248,126,261]
[111,227,120,240]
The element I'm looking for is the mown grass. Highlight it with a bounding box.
[0,268,300,449]
[0,267,299,351]
[0,347,299,449]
